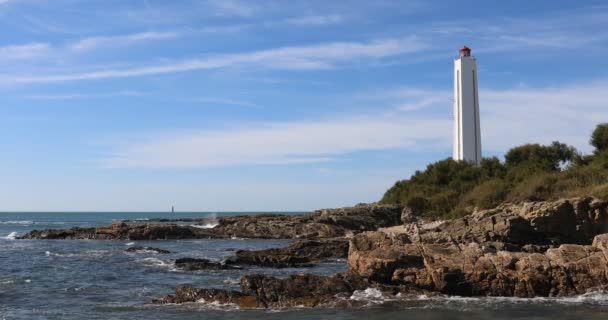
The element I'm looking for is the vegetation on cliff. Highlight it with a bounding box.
[380,123,608,219]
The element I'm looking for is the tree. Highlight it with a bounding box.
[591,123,608,153]
[504,141,577,172]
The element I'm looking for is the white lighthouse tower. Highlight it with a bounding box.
[453,46,482,165]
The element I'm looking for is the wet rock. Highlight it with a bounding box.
[153,286,248,305]
[18,222,217,240]
[348,231,608,297]
[124,246,170,254]
[174,258,241,271]
[225,239,348,268]
[155,273,374,308]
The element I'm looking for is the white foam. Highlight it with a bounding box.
[44,250,110,258]
[401,290,608,307]
[138,257,174,270]
[350,288,395,305]
[2,232,19,240]
[0,220,32,225]
[125,242,136,246]
[190,223,218,229]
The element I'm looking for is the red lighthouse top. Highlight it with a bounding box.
[459,46,471,57]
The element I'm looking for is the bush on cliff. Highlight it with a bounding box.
[380,123,608,219]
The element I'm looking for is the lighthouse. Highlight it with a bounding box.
[453,46,482,165]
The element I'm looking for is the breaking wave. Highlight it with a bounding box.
[137,257,176,271]
[45,250,111,258]
[190,223,218,229]
[2,232,19,240]
[0,220,33,225]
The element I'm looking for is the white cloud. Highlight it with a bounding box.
[102,115,447,169]
[480,82,608,152]
[285,14,344,26]
[24,90,145,100]
[0,42,50,60]
[2,37,427,84]
[101,80,608,169]
[69,31,178,52]
[206,0,257,17]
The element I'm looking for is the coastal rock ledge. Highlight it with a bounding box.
[348,232,608,297]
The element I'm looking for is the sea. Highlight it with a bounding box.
[1,212,608,320]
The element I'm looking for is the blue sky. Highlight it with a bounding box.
[1,0,608,212]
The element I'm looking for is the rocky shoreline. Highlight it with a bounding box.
[18,198,608,308]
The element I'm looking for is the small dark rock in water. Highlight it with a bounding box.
[174,258,241,271]
[125,246,171,254]
[225,239,349,268]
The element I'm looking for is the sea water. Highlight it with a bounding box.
[1,212,608,319]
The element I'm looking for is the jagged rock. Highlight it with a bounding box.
[174,258,241,271]
[400,207,417,224]
[225,239,349,268]
[210,214,345,239]
[124,246,170,254]
[348,231,608,297]
[153,286,250,305]
[416,197,608,249]
[515,197,608,244]
[155,273,374,308]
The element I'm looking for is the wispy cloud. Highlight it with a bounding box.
[206,0,257,17]
[0,42,50,60]
[284,14,344,26]
[2,37,427,84]
[192,97,259,108]
[24,90,146,100]
[102,80,608,169]
[102,115,446,168]
[69,31,178,52]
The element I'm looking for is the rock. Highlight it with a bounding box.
[516,197,608,244]
[153,286,249,305]
[400,207,417,224]
[174,258,241,271]
[20,203,403,240]
[125,246,170,254]
[348,231,608,297]
[415,197,608,249]
[155,273,374,308]
[225,239,349,268]
[18,222,217,240]
[210,214,345,239]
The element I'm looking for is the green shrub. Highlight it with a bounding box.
[591,123,608,153]
[460,179,508,209]
[380,123,608,219]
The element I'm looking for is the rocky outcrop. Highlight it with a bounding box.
[125,246,170,254]
[225,239,349,268]
[155,273,375,308]
[174,258,241,271]
[18,222,218,240]
[19,203,403,240]
[348,231,608,297]
[409,197,608,250]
